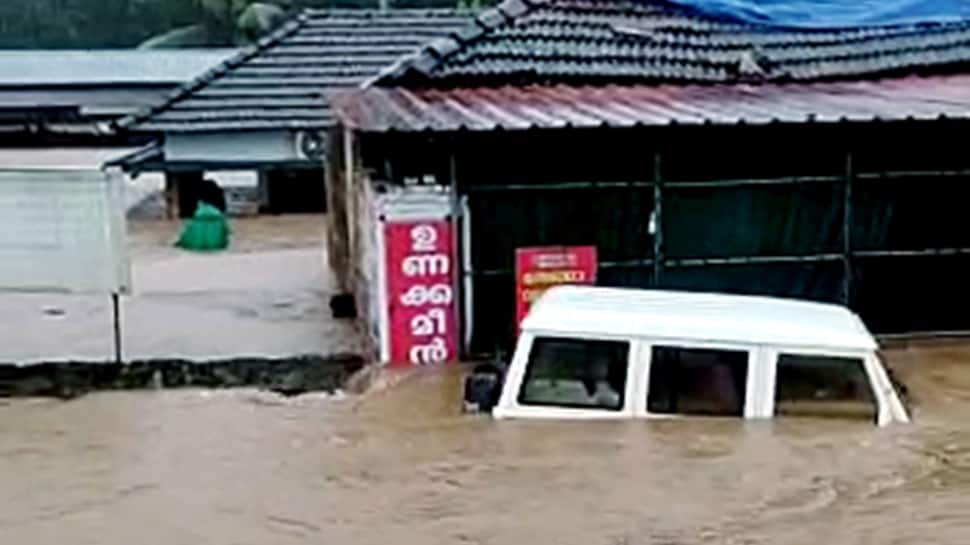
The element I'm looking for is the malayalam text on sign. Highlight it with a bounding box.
[384,220,458,366]
[515,246,597,328]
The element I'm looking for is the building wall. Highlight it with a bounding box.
[166,130,301,163]
[324,126,384,360]
[352,172,383,360]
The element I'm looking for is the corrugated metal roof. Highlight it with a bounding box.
[375,0,970,86]
[333,74,970,131]
[121,9,474,134]
[0,50,238,86]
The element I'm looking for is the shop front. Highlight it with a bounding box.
[331,115,970,361]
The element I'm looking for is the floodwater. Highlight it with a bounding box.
[2,340,970,544]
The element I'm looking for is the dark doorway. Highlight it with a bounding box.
[170,171,227,219]
[263,167,327,214]
[171,171,202,219]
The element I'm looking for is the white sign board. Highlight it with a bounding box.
[0,168,130,294]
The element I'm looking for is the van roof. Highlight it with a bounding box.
[522,286,877,351]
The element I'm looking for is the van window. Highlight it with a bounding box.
[647,346,748,417]
[518,337,629,411]
[775,354,876,420]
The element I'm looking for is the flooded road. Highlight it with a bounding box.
[2,340,970,544]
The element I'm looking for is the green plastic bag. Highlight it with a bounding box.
[175,203,229,251]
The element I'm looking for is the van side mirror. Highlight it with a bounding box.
[463,363,504,413]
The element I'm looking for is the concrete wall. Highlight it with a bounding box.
[353,173,383,361]
[166,130,300,163]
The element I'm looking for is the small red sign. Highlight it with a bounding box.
[515,246,598,329]
[384,220,457,366]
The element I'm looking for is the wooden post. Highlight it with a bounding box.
[344,126,356,265]
[843,152,853,306]
[653,151,664,286]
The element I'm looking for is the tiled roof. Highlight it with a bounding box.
[375,0,970,85]
[121,9,472,133]
[333,74,970,131]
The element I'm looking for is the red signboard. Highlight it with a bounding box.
[384,219,457,366]
[515,246,598,328]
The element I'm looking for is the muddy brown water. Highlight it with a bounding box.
[2,340,970,544]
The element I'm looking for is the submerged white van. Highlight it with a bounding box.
[465,286,909,426]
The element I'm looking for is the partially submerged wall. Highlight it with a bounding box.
[350,172,384,361]
[0,354,365,399]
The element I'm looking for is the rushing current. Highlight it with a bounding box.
[1,339,969,544]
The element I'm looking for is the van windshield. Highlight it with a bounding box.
[518,337,629,411]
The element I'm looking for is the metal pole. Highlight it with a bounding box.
[653,152,664,286]
[448,145,465,359]
[112,292,123,365]
[843,152,853,306]
[460,196,474,355]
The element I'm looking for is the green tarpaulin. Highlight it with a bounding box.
[176,203,229,252]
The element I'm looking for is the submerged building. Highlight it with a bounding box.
[332,0,970,357]
[118,9,472,217]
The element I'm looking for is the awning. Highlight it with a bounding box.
[333,75,970,133]
[102,143,163,172]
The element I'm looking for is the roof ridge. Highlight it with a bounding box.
[366,0,970,87]
[115,10,312,132]
[365,0,538,87]
[303,7,473,15]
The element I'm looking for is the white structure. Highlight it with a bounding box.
[356,184,457,365]
[493,286,909,426]
[0,167,130,294]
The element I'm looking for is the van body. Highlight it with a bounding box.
[487,286,909,426]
